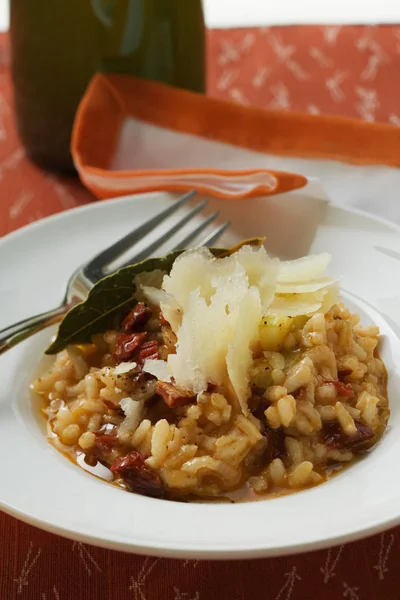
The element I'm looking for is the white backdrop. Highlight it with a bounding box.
[0,1,8,32]
[1,1,400,33]
[203,0,400,27]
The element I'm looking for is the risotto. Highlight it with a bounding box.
[31,244,389,502]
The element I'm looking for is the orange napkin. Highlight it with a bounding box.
[72,73,400,202]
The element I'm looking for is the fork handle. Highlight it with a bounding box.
[0,305,69,356]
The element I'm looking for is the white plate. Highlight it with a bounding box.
[1,189,400,560]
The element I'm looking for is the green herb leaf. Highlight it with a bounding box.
[45,238,264,355]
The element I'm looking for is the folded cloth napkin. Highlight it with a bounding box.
[72,73,400,223]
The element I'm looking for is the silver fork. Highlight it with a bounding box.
[0,191,230,355]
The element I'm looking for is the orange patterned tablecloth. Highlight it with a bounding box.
[1,26,400,600]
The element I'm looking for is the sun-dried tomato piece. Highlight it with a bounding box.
[139,339,159,362]
[111,450,146,473]
[338,369,352,381]
[264,428,287,462]
[94,432,118,450]
[322,421,374,450]
[121,303,152,332]
[111,451,165,499]
[156,381,195,408]
[114,332,147,362]
[325,379,354,398]
[249,393,267,425]
[349,421,375,448]
[321,422,344,449]
[124,469,165,498]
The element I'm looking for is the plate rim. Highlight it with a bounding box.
[0,498,398,560]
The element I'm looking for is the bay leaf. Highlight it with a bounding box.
[45,238,264,355]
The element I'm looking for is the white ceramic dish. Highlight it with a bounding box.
[1,188,400,560]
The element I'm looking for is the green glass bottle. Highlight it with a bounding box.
[10,0,205,172]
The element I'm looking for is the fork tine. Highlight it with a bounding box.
[84,190,196,275]
[120,200,209,267]
[196,222,231,248]
[170,211,220,250]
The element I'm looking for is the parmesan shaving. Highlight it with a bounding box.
[168,287,235,393]
[320,282,341,313]
[267,295,323,317]
[113,361,137,375]
[119,397,144,437]
[165,247,278,402]
[278,253,332,283]
[268,285,339,317]
[162,246,218,310]
[276,277,334,294]
[142,359,171,382]
[234,245,279,310]
[226,288,262,414]
[135,245,339,414]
